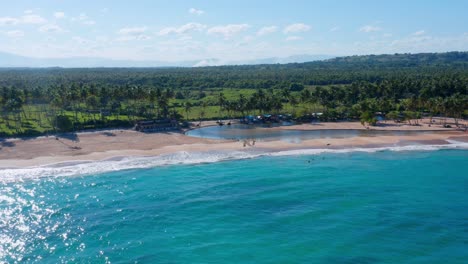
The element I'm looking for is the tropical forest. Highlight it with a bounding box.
[0,51,467,137]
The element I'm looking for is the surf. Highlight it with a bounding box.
[1,141,467,183]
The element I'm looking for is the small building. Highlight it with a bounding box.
[135,119,179,132]
[262,114,280,123]
[240,115,259,124]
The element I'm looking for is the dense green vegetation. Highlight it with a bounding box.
[0,52,467,137]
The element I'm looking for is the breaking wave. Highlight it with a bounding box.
[1,141,467,182]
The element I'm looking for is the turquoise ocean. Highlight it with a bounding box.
[1,146,468,263]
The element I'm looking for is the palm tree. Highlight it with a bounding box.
[148,89,157,117]
[218,92,227,118]
[199,101,207,124]
[237,94,247,117]
[281,88,291,112]
[446,94,465,127]
[434,97,445,125]
[300,89,311,113]
[184,101,192,120]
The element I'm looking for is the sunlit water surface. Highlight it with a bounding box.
[1,150,468,263]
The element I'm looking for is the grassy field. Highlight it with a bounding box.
[0,87,327,137]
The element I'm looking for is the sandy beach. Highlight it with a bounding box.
[1,120,467,168]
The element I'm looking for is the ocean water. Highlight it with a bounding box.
[1,148,468,263]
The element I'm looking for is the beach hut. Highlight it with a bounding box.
[135,119,179,132]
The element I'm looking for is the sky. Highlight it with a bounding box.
[0,0,467,62]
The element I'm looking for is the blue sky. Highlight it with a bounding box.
[0,0,467,62]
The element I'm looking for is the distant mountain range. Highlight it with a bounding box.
[0,51,334,68]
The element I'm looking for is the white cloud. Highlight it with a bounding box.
[412,30,425,36]
[158,22,206,36]
[330,26,340,32]
[5,30,24,38]
[119,26,147,35]
[117,26,151,41]
[72,36,91,45]
[383,33,393,38]
[0,17,19,26]
[189,8,205,15]
[359,25,382,33]
[207,24,250,38]
[0,13,47,26]
[54,12,65,19]
[83,20,96,25]
[21,14,47,24]
[73,13,88,21]
[257,26,277,36]
[71,13,95,25]
[193,59,224,67]
[39,24,65,33]
[24,10,34,14]
[283,23,311,34]
[285,36,303,41]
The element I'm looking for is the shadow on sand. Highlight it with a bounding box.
[101,132,116,137]
[54,133,82,150]
[0,138,16,148]
[57,133,80,142]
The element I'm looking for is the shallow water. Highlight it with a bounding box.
[186,124,437,142]
[1,149,468,263]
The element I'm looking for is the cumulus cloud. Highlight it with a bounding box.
[39,24,65,33]
[54,12,65,19]
[257,26,277,36]
[119,27,147,35]
[5,30,24,38]
[189,8,205,15]
[359,25,382,33]
[0,17,19,26]
[117,26,151,41]
[72,36,91,45]
[158,23,206,36]
[283,23,311,34]
[348,32,468,55]
[193,59,226,67]
[83,20,96,25]
[0,13,47,26]
[285,36,302,41]
[71,13,95,25]
[21,14,47,24]
[412,30,425,36]
[207,24,250,38]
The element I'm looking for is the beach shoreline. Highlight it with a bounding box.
[1,120,467,169]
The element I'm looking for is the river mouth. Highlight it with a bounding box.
[185,124,436,143]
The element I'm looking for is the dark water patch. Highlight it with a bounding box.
[186,124,439,142]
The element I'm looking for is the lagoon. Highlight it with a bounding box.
[186,124,437,142]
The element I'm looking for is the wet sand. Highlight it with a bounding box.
[1,121,467,168]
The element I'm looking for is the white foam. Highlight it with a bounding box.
[270,141,468,157]
[0,151,263,183]
[1,142,467,183]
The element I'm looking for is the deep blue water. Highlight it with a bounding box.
[1,150,468,263]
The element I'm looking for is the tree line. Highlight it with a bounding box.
[0,52,466,136]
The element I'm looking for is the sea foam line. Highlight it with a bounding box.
[1,142,467,182]
[270,140,468,157]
